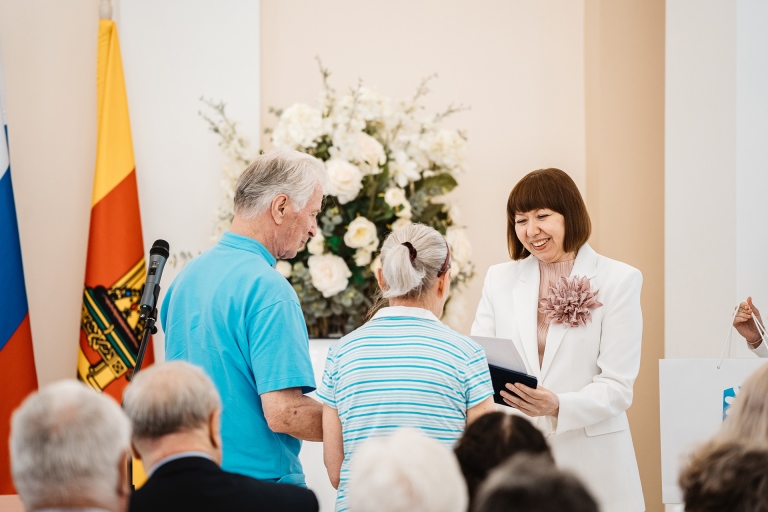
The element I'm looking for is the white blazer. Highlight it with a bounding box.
[471,244,645,512]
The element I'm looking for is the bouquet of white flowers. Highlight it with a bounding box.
[201,62,474,337]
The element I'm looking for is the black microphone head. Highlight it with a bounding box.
[149,239,170,259]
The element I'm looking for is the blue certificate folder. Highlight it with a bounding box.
[488,364,538,406]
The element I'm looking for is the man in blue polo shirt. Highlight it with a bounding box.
[161,148,328,486]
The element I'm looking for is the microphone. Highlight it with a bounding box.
[139,239,169,317]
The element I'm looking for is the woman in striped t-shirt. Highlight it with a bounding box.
[317,224,495,512]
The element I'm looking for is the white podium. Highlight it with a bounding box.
[659,358,768,504]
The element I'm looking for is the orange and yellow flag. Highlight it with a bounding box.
[78,19,153,402]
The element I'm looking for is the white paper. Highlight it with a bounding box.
[471,336,528,374]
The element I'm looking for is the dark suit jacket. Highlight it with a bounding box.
[129,456,319,512]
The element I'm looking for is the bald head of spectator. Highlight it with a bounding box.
[122,361,223,471]
[10,380,131,512]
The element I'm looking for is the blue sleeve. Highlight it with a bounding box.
[249,300,316,395]
[315,349,336,409]
[465,348,494,408]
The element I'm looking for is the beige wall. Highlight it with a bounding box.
[261,0,587,333]
[585,1,665,511]
[0,0,100,386]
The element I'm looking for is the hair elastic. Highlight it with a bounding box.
[401,242,418,262]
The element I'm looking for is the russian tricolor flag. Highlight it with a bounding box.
[0,61,38,495]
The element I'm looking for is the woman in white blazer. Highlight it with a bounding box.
[471,168,645,512]
[733,298,768,357]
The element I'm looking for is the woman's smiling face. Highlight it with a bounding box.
[513,209,573,263]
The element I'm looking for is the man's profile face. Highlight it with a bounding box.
[278,183,323,260]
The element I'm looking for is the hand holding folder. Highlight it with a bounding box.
[471,336,538,407]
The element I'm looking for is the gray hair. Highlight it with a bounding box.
[718,363,768,442]
[10,380,131,509]
[122,361,221,441]
[234,148,329,218]
[347,428,468,512]
[379,223,450,299]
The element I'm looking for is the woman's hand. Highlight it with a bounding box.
[734,297,764,347]
[500,383,560,417]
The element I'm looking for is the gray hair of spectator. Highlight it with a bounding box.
[474,453,598,512]
[718,363,768,442]
[347,428,467,512]
[379,223,450,299]
[234,148,329,219]
[679,440,768,512]
[10,380,131,509]
[122,361,222,442]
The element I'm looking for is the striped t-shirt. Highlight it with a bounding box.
[316,306,494,512]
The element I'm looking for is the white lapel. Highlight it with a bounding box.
[540,244,599,380]
[511,256,542,379]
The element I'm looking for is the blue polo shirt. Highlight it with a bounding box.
[160,232,315,485]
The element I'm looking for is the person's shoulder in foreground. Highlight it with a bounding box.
[130,456,318,512]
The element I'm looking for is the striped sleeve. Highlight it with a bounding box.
[315,349,337,408]
[464,347,494,408]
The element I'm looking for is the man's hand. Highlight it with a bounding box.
[261,388,323,442]
[500,383,560,418]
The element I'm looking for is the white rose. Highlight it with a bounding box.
[275,260,292,278]
[354,248,373,266]
[396,201,412,219]
[370,255,382,274]
[420,128,467,171]
[344,216,379,250]
[391,217,412,230]
[326,159,363,205]
[445,227,473,277]
[356,133,386,175]
[308,254,352,298]
[384,187,407,208]
[307,233,325,255]
[272,104,324,148]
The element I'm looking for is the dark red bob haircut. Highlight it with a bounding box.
[506,168,591,260]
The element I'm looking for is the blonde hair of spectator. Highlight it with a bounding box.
[347,428,467,512]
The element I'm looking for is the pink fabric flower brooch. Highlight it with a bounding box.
[538,275,603,327]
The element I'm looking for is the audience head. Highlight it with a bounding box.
[10,380,131,512]
[454,413,552,506]
[506,168,591,261]
[474,453,598,512]
[122,361,223,468]
[378,223,451,306]
[347,428,467,512]
[719,363,768,442]
[679,440,768,512]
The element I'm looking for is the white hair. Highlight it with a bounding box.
[122,361,221,442]
[10,380,131,509]
[379,223,450,299]
[347,428,468,512]
[234,148,329,218]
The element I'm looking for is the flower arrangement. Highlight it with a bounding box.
[201,61,475,337]
[538,276,603,327]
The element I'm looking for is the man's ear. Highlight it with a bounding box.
[270,194,290,225]
[117,449,131,498]
[209,409,222,451]
[130,441,142,461]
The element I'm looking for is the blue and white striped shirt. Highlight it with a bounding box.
[316,306,494,512]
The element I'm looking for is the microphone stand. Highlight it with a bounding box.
[124,283,160,492]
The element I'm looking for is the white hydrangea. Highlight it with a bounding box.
[445,226,473,277]
[325,159,364,205]
[344,216,379,250]
[308,254,352,298]
[275,260,292,278]
[389,150,421,187]
[420,128,467,171]
[272,104,324,148]
[307,233,325,255]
